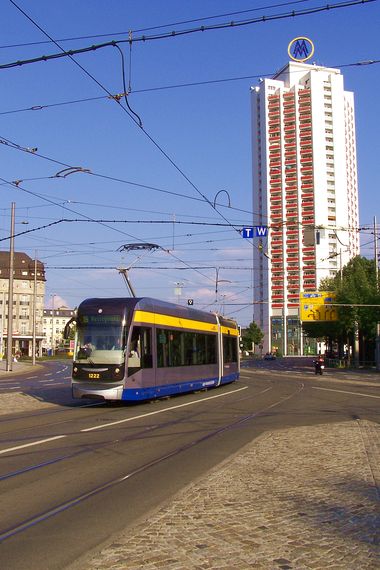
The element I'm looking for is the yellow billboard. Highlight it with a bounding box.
[300,291,337,322]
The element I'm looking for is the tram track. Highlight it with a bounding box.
[0,380,304,544]
[0,380,269,458]
[0,374,259,441]
[0,400,105,435]
[0,382,265,476]
[0,405,223,482]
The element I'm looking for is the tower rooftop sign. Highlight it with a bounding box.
[288,37,314,62]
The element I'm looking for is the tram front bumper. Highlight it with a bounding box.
[72,383,124,401]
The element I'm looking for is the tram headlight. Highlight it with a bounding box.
[115,368,120,374]
[73,367,78,375]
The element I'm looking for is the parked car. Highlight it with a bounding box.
[263,352,276,360]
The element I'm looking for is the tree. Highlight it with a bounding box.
[303,256,380,362]
[241,321,264,352]
[335,256,380,361]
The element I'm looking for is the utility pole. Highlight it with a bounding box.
[6,203,15,372]
[0,292,4,361]
[51,294,56,356]
[374,216,380,371]
[32,253,37,365]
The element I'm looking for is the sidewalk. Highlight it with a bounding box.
[74,420,380,569]
[0,359,43,376]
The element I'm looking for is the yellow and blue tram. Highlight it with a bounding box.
[69,297,240,401]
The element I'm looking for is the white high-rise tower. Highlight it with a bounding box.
[251,61,359,355]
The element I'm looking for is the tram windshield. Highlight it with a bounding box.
[75,314,127,365]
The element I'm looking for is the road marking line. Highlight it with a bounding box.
[0,435,66,455]
[312,386,380,399]
[81,386,249,432]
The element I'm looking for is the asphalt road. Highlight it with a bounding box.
[0,360,378,569]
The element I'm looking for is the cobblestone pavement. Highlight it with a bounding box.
[74,419,380,570]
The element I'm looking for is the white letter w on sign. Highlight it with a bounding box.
[255,226,268,237]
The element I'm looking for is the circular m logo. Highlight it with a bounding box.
[288,37,314,62]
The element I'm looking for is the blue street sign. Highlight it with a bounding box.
[242,226,268,238]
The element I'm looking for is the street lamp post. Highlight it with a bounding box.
[0,291,5,360]
[374,216,380,371]
[6,203,15,372]
[32,254,37,365]
[51,294,56,356]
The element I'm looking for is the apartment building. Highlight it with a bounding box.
[43,306,75,353]
[0,251,46,358]
[251,61,359,354]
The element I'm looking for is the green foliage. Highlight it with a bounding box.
[335,256,380,338]
[303,256,380,359]
[241,321,264,351]
[318,276,335,291]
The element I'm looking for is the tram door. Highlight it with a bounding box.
[216,314,239,385]
[222,334,238,378]
[127,326,154,382]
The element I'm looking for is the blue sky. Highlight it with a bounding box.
[1,0,379,327]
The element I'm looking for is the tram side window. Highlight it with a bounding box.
[223,335,238,363]
[129,326,153,368]
[157,328,217,368]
